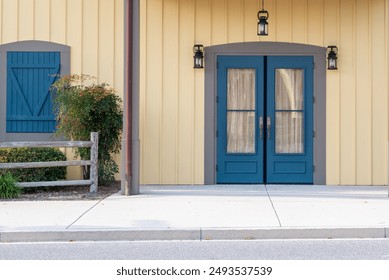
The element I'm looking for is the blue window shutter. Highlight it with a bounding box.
[6,52,60,133]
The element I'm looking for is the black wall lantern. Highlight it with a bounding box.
[327,46,338,70]
[193,44,204,69]
[257,0,269,36]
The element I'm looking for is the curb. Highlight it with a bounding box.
[1,227,388,243]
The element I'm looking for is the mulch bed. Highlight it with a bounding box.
[1,181,121,201]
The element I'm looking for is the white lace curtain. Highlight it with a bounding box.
[225,68,304,154]
[227,69,255,154]
[275,69,304,154]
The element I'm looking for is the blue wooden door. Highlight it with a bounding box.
[217,56,265,183]
[217,55,314,184]
[266,56,314,183]
[6,52,60,133]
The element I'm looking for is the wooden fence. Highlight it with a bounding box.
[0,132,98,193]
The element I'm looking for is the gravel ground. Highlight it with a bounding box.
[1,181,121,201]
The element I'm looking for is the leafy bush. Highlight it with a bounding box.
[0,173,21,199]
[0,148,67,182]
[51,75,123,184]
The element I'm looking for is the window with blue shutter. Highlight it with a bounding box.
[6,51,60,133]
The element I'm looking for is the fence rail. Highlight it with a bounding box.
[0,132,98,193]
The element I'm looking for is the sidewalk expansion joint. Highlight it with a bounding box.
[66,197,105,229]
[265,185,282,227]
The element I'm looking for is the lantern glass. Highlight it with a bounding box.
[257,18,268,36]
[194,56,203,68]
[328,57,337,70]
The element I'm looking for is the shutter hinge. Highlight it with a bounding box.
[216,164,218,172]
[313,165,315,172]
[313,131,316,138]
[216,96,219,103]
[216,130,218,137]
[313,62,315,69]
[313,96,316,103]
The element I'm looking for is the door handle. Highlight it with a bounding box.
[259,116,264,140]
[267,117,271,140]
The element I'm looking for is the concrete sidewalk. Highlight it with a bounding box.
[1,185,389,242]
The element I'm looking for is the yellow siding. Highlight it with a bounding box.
[162,0,179,184]
[50,0,67,44]
[307,0,323,45]
[275,0,291,42]
[35,0,51,41]
[0,0,124,180]
[2,0,18,43]
[227,0,244,43]
[144,0,163,183]
[211,0,227,44]
[19,0,34,40]
[141,0,389,185]
[114,0,124,175]
[194,0,211,184]
[1,0,125,92]
[355,0,372,185]
[243,0,258,42]
[0,2,2,44]
[371,0,388,185]
[139,0,147,183]
[324,0,341,184]
[178,1,195,184]
[339,0,356,184]
[292,0,307,44]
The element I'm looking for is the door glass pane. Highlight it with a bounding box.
[227,69,255,110]
[275,112,303,153]
[275,69,303,110]
[227,112,255,153]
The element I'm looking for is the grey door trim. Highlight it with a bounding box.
[0,40,70,142]
[204,42,326,185]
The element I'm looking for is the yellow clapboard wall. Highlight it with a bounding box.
[0,0,124,180]
[140,0,389,185]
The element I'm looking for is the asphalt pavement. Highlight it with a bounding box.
[1,185,389,242]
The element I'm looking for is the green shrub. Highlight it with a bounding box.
[51,74,123,185]
[0,173,21,199]
[0,148,67,182]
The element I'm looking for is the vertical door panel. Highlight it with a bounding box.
[217,56,264,183]
[266,56,314,183]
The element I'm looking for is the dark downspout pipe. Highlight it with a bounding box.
[126,0,133,195]
[123,0,139,195]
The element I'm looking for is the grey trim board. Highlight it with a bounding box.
[0,40,70,142]
[204,42,326,185]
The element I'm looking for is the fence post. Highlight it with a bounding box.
[90,132,99,193]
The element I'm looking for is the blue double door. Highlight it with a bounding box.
[217,56,313,184]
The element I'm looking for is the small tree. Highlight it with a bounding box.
[51,75,123,184]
